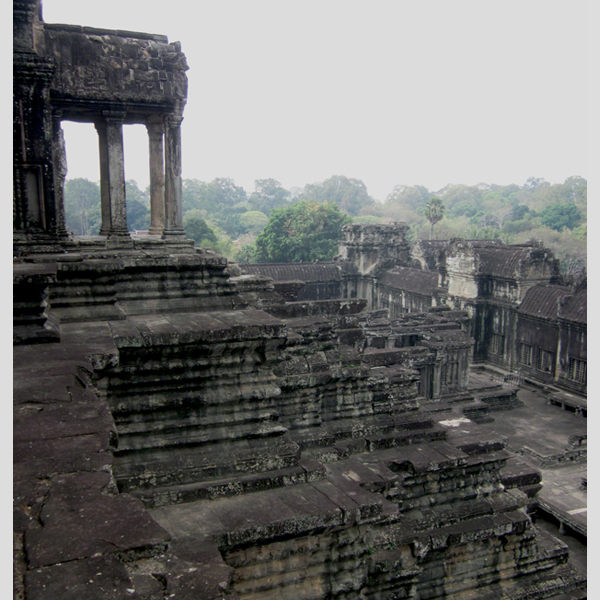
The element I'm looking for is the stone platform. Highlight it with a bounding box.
[13,317,586,599]
[13,275,587,599]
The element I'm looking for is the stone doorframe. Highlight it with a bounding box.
[57,106,186,243]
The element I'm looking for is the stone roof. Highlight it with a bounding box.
[559,287,587,324]
[241,263,341,283]
[517,285,572,320]
[477,245,552,278]
[380,267,440,296]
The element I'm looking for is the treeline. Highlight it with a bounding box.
[63,175,586,275]
[371,176,587,276]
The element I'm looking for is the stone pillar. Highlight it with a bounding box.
[103,111,131,242]
[146,118,166,236]
[94,119,112,236]
[51,111,70,238]
[162,114,186,239]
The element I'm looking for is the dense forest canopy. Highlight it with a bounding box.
[64,175,586,274]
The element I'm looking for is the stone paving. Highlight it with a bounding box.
[463,375,587,533]
[537,464,587,536]
[487,386,586,460]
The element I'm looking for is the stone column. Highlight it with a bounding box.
[146,118,166,236]
[103,111,131,241]
[51,111,70,238]
[162,114,186,239]
[94,119,112,236]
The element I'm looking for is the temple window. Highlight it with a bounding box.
[518,343,533,366]
[568,358,587,384]
[491,333,504,355]
[537,348,555,373]
[441,362,459,386]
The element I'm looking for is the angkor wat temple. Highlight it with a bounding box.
[14,2,587,598]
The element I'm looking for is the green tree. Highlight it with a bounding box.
[240,210,269,235]
[296,176,374,216]
[64,178,101,235]
[502,219,533,235]
[508,204,530,221]
[183,179,213,212]
[540,202,581,231]
[248,179,291,216]
[254,201,351,263]
[423,197,445,240]
[385,184,431,212]
[125,180,149,207]
[124,180,149,231]
[183,213,218,245]
[235,243,256,263]
[182,178,248,222]
[126,199,150,232]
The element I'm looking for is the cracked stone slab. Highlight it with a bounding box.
[25,472,170,568]
[24,555,136,600]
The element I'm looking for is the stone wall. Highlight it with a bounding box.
[332,225,585,397]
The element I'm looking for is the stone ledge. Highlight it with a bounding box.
[108,309,286,348]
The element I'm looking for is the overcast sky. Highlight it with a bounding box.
[41,0,588,201]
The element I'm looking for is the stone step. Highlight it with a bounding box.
[462,403,496,424]
[501,457,542,491]
[479,390,524,411]
[150,478,398,550]
[114,407,285,438]
[288,413,436,451]
[441,564,584,600]
[442,391,476,403]
[361,347,415,367]
[115,418,288,453]
[115,435,301,491]
[366,428,447,451]
[132,458,327,508]
[108,380,284,414]
[399,488,529,532]
[369,535,578,600]
[444,426,508,456]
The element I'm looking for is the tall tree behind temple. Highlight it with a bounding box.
[64,178,151,234]
[182,177,249,238]
[423,197,445,240]
[254,201,352,263]
[125,180,150,232]
[64,178,101,235]
[248,179,291,217]
[296,175,374,216]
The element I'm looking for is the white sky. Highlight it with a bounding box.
[41,0,588,201]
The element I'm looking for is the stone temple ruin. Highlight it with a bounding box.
[14,2,586,599]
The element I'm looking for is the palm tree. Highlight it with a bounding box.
[423,197,445,240]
